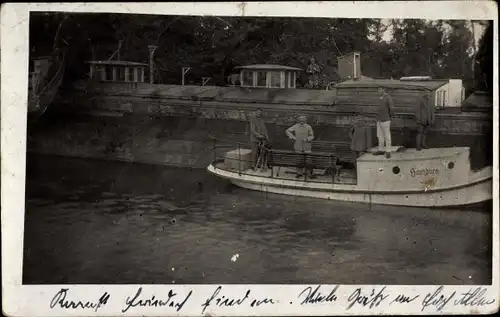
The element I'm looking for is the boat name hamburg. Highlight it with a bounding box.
[410,168,439,177]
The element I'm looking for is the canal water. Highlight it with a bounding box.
[23,154,492,285]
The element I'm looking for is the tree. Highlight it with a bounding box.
[474,21,493,94]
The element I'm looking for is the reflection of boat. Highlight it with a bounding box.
[207,143,492,208]
[28,51,66,120]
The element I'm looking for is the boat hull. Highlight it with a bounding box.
[207,164,492,208]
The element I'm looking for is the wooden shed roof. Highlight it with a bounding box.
[85,60,148,67]
[234,64,302,71]
[335,79,448,91]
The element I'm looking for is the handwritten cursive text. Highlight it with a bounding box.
[298,285,338,305]
[50,288,110,312]
[347,287,389,310]
[421,286,455,312]
[390,293,419,305]
[122,287,192,313]
[454,287,495,307]
[201,286,274,314]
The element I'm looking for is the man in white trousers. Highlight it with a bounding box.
[375,87,394,158]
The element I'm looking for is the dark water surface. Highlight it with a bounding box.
[23,154,492,284]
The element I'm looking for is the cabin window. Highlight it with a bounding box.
[256,71,267,87]
[437,90,442,107]
[269,71,281,88]
[242,71,253,87]
[442,90,446,107]
[392,166,400,175]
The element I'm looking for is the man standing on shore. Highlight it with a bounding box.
[286,115,315,178]
[376,87,394,158]
[415,90,435,151]
[249,108,269,168]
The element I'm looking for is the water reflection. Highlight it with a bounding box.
[23,154,492,285]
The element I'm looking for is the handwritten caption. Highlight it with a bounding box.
[48,285,495,314]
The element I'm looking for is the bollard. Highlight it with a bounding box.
[237,142,241,175]
[213,138,216,169]
[330,154,334,184]
[303,152,307,182]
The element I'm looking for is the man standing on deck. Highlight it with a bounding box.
[249,108,269,168]
[415,90,435,151]
[376,87,394,158]
[286,115,315,178]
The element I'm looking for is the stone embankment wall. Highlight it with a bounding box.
[28,113,491,170]
[27,83,492,169]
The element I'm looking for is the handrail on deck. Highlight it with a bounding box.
[210,137,343,184]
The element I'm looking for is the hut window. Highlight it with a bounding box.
[287,72,296,88]
[99,66,106,81]
[133,68,139,82]
[112,67,117,81]
[242,71,253,87]
[140,68,145,82]
[104,67,113,81]
[291,72,296,88]
[442,90,446,107]
[269,71,281,88]
[437,90,442,107]
[124,68,130,82]
[118,67,126,81]
[256,71,267,87]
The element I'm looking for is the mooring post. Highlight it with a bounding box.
[213,138,216,168]
[182,67,191,86]
[303,152,307,182]
[237,142,241,175]
[330,154,334,184]
[269,150,273,178]
[202,77,211,86]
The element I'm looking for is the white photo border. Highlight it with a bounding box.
[1,1,499,316]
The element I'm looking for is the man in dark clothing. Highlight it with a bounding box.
[415,91,435,150]
[376,87,394,157]
[249,108,269,167]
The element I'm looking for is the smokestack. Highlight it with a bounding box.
[337,52,361,81]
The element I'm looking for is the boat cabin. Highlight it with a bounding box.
[232,64,301,89]
[85,60,148,83]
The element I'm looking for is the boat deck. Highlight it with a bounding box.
[215,163,357,185]
[362,146,469,161]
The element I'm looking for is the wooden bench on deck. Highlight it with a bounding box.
[268,149,337,180]
[312,140,357,165]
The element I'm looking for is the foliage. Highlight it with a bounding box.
[29,13,491,93]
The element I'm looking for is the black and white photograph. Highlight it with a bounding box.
[1,2,498,316]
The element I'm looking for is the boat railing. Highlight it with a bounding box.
[209,136,342,184]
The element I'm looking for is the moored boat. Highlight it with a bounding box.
[207,143,492,208]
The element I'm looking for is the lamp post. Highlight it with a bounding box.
[148,45,158,84]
